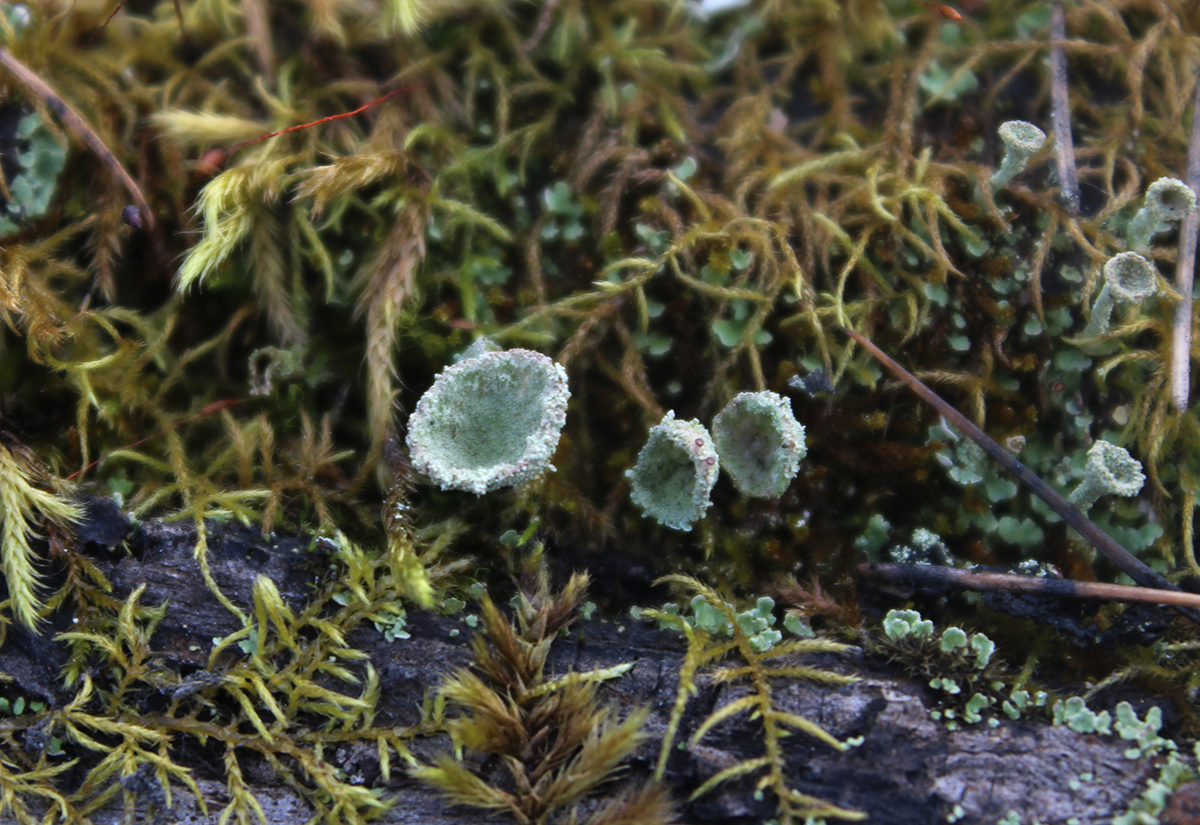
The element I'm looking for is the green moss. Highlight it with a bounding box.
[0,0,1198,818]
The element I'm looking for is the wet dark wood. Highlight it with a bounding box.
[0,515,1167,824]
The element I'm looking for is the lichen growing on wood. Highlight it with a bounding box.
[0,0,1199,820]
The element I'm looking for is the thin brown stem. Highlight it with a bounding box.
[242,0,276,80]
[65,399,242,481]
[859,562,1200,609]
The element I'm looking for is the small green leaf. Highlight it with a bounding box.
[1054,349,1093,372]
[712,319,742,348]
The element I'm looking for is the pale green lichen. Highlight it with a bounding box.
[883,608,934,641]
[990,120,1046,189]
[627,412,719,531]
[407,349,570,495]
[1083,252,1158,337]
[712,391,806,499]
[1127,177,1197,252]
[1067,440,1144,513]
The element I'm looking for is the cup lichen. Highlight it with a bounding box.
[990,120,1047,189]
[1067,440,1145,513]
[1083,252,1158,338]
[1127,177,1198,252]
[627,412,719,531]
[407,349,570,495]
[712,391,806,499]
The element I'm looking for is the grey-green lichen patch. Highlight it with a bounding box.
[1127,177,1198,252]
[407,348,570,495]
[712,391,806,498]
[1067,440,1144,513]
[990,120,1046,189]
[1082,252,1158,338]
[627,411,718,531]
[0,111,67,236]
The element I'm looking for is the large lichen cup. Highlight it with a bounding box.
[407,349,570,495]
[989,121,1047,189]
[1127,177,1198,252]
[1083,252,1158,337]
[627,412,719,531]
[1067,440,1144,513]
[712,391,806,498]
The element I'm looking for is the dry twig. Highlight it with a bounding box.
[1049,2,1079,215]
[859,562,1200,609]
[1172,67,1200,412]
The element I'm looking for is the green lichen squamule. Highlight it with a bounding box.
[407,349,570,495]
[712,391,806,499]
[627,412,719,531]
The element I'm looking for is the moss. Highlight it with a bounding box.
[0,0,1198,819]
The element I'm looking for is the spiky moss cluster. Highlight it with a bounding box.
[644,576,862,823]
[989,120,1046,189]
[1068,440,1145,513]
[407,349,570,495]
[712,391,806,499]
[414,550,676,825]
[1128,177,1198,252]
[1083,252,1158,337]
[0,437,80,630]
[627,412,719,531]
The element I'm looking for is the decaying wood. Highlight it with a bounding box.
[0,516,1172,824]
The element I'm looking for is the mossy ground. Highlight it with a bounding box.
[1,0,1200,822]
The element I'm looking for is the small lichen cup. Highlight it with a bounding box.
[1127,177,1198,252]
[406,348,570,495]
[712,391,806,498]
[1067,440,1144,513]
[990,121,1047,189]
[1083,252,1158,337]
[627,412,719,531]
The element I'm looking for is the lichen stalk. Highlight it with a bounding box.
[1083,284,1118,339]
[990,121,1047,189]
[1083,252,1158,337]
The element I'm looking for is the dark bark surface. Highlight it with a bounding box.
[0,514,1175,824]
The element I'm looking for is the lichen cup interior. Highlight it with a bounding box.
[712,392,806,499]
[407,349,570,495]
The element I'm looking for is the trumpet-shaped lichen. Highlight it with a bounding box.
[1067,440,1144,513]
[1127,177,1197,252]
[990,121,1047,189]
[1083,252,1158,337]
[407,349,570,495]
[627,412,719,531]
[712,391,806,498]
